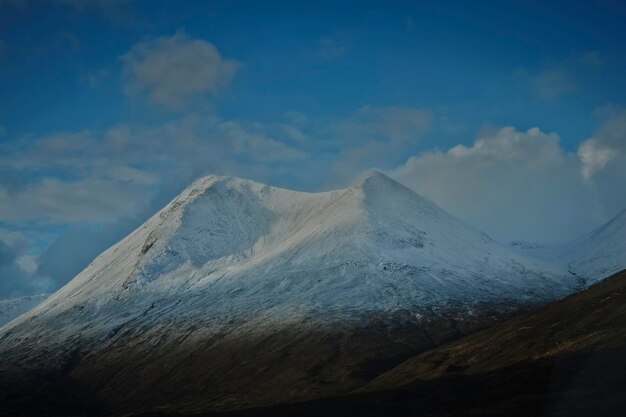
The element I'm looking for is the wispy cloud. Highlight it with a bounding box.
[519,51,604,101]
[533,68,576,100]
[0,113,307,225]
[0,232,50,297]
[121,31,239,109]
[313,32,352,60]
[328,106,430,184]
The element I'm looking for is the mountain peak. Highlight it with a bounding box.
[187,174,244,192]
[355,170,414,196]
[184,172,409,202]
[358,170,396,186]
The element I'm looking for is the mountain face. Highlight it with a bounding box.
[511,209,626,285]
[0,173,599,415]
[8,172,574,321]
[561,209,626,283]
[0,294,48,327]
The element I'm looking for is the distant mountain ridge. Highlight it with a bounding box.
[510,208,626,284]
[0,294,48,327]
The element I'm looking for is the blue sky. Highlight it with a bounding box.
[1,0,626,297]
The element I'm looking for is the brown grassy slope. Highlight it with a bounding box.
[0,306,515,417]
[165,269,626,417]
[2,270,624,417]
[366,268,626,389]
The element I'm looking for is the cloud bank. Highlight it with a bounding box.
[391,110,626,242]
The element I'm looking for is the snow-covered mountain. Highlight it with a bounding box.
[5,172,576,332]
[510,209,626,285]
[0,172,602,414]
[561,209,626,283]
[0,294,48,327]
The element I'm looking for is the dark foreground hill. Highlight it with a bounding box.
[148,268,626,417]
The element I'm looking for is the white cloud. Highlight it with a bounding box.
[0,112,307,226]
[0,232,49,297]
[334,106,430,142]
[533,68,576,100]
[578,138,617,180]
[103,165,159,185]
[219,121,306,162]
[520,52,604,101]
[0,230,29,253]
[15,254,37,274]
[121,31,239,109]
[314,34,351,60]
[390,124,626,243]
[0,177,148,223]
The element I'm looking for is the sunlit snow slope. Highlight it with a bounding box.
[7,172,577,334]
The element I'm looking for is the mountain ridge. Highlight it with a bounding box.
[0,172,621,416]
[6,171,577,334]
[510,207,626,285]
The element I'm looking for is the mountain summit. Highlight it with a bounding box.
[0,173,585,414]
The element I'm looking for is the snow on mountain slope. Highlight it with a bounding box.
[6,172,577,333]
[510,209,626,285]
[561,209,626,283]
[0,172,587,414]
[0,294,48,327]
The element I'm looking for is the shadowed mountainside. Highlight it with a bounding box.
[143,269,626,417]
[1,270,624,417]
